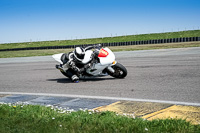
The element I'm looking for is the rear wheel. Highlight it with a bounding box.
[108,63,127,78]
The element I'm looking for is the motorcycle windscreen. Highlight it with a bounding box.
[98,48,115,65]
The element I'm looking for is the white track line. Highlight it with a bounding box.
[0,92,200,106]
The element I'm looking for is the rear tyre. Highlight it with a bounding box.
[108,63,127,78]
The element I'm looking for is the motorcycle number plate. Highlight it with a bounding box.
[98,48,109,57]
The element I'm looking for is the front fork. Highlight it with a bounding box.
[107,61,117,73]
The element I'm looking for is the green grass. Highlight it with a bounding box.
[0,104,199,133]
[0,49,73,58]
[0,30,200,58]
[0,41,200,58]
[0,30,200,50]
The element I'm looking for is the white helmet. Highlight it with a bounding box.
[73,47,85,62]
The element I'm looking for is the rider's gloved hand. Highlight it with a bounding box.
[73,67,80,72]
[68,61,75,67]
[74,67,82,76]
[94,44,102,50]
[84,63,92,69]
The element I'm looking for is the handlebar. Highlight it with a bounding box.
[84,44,102,51]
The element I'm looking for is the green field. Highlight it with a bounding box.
[0,41,200,58]
[0,104,199,133]
[0,30,200,58]
[0,30,200,50]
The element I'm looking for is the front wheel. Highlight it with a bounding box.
[108,63,127,78]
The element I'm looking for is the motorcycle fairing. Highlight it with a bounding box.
[98,48,115,65]
[86,63,109,76]
[52,53,64,64]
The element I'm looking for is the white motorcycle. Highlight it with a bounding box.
[52,45,127,81]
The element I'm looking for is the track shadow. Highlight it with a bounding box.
[47,77,115,84]
[80,77,115,82]
[47,78,72,83]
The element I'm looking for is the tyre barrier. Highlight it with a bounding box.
[0,37,200,52]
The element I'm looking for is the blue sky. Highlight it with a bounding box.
[0,0,200,43]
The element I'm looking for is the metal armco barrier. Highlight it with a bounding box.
[0,37,200,52]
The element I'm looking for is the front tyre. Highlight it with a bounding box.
[108,63,127,78]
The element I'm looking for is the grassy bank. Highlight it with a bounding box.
[0,41,200,58]
[0,30,200,50]
[0,104,199,133]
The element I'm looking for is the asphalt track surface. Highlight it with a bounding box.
[0,47,200,105]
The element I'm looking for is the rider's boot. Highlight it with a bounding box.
[71,75,79,83]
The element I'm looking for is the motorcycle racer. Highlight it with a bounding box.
[57,44,101,82]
